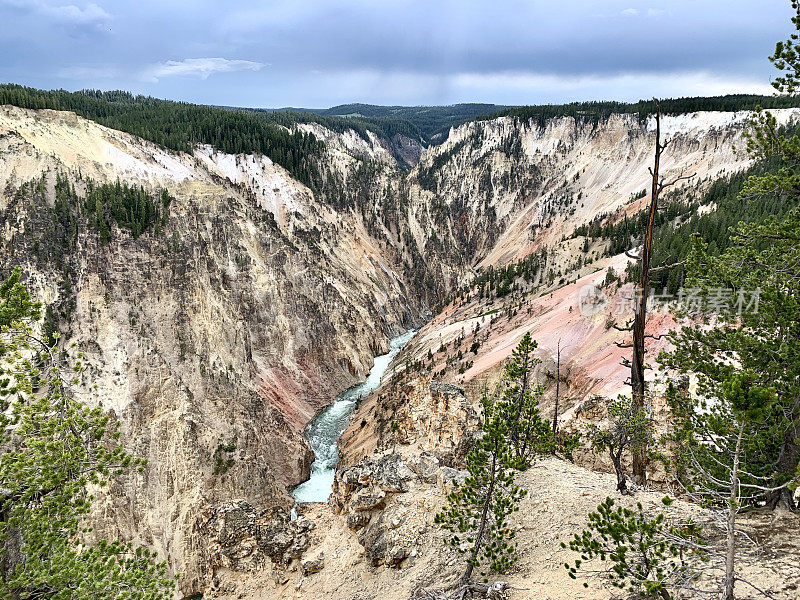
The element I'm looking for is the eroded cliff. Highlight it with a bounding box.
[0,105,421,595]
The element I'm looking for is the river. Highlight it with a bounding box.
[291,329,416,503]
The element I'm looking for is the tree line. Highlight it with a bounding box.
[0,85,325,188]
[493,94,800,128]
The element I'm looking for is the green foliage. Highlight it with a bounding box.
[563,497,698,600]
[655,16,800,510]
[0,267,41,332]
[0,268,173,599]
[213,437,237,476]
[84,179,170,243]
[465,249,546,303]
[590,396,653,494]
[552,428,582,462]
[659,105,800,507]
[603,266,620,288]
[662,371,786,508]
[0,85,324,188]
[769,1,800,95]
[492,94,800,128]
[433,333,580,583]
[434,390,527,582]
[8,172,171,252]
[490,332,553,466]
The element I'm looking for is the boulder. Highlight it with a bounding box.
[300,553,324,576]
[386,544,409,568]
[437,466,467,491]
[345,512,371,530]
[350,486,386,511]
[359,514,388,566]
[259,520,293,559]
[409,452,440,484]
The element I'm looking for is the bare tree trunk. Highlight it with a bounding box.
[768,398,799,511]
[631,103,662,486]
[722,422,744,600]
[552,339,560,439]
[462,445,497,585]
[610,448,628,494]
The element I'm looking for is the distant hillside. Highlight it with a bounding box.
[267,95,800,145]
[268,103,508,143]
[0,85,427,181]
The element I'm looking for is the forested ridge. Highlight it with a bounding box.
[492,94,800,126]
[268,102,508,142]
[4,85,800,173]
[265,96,800,142]
[245,106,425,146]
[0,85,330,188]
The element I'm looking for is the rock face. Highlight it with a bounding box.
[402,109,800,290]
[340,374,480,466]
[196,501,316,593]
[0,105,422,595]
[395,378,480,459]
[331,452,465,569]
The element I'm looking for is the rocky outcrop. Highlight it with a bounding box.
[340,374,480,467]
[328,375,480,570]
[331,452,466,569]
[196,501,316,593]
[394,377,480,460]
[391,133,424,169]
[300,553,325,576]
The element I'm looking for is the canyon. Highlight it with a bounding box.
[2,102,799,598]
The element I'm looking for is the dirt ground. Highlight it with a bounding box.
[208,456,799,600]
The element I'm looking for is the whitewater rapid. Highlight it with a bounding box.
[291,329,416,503]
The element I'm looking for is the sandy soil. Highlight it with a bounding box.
[209,456,799,600]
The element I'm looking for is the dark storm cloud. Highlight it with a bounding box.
[0,0,794,106]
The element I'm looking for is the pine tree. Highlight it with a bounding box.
[434,389,527,587]
[493,332,552,466]
[0,267,174,599]
[660,122,800,510]
[589,395,653,494]
[563,497,700,600]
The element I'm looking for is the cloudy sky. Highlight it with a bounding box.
[0,0,795,108]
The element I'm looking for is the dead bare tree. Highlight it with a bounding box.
[662,377,791,600]
[615,100,691,486]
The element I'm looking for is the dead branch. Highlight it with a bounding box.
[658,173,694,192]
[612,320,634,332]
[649,259,687,274]
[625,249,642,261]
